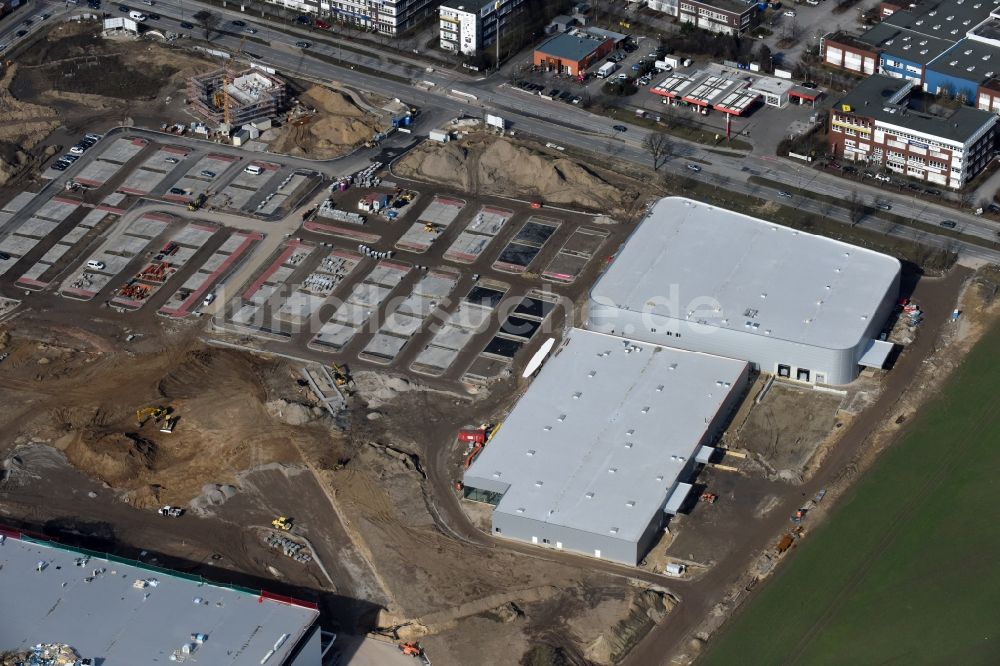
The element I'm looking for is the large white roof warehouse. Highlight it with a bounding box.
[464,328,749,565]
[0,531,322,665]
[586,197,901,385]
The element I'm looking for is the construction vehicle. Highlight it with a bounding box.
[423,222,437,233]
[331,362,351,387]
[187,193,207,211]
[461,423,498,469]
[791,499,816,524]
[272,516,293,531]
[399,642,423,657]
[136,406,169,427]
[159,415,179,433]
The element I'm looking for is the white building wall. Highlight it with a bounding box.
[585,270,899,385]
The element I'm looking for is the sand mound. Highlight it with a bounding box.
[0,64,60,186]
[269,85,380,158]
[395,136,630,211]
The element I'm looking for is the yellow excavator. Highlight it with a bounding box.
[423,222,437,233]
[136,406,170,428]
[272,516,293,531]
[331,362,351,387]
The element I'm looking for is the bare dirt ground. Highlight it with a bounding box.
[268,85,382,159]
[733,382,844,484]
[393,133,643,215]
[0,21,216,190]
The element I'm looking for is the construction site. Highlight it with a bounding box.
[0,11,998,666]
[187,68,288,128]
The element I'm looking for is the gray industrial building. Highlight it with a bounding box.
[463,328,749,565]
[586,197,901,385]
[0,532,324,665]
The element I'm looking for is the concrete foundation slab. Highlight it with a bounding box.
[99,137,147,164]
[0,235,39,256]
[2,192,36,213]
[118,167,167,195]
[361,332,408,361]
[33,198,78,222]
[15,217,59,239]
[432,323,477,351]
[347,282,390,308]
[366,264,408,287]
[412,344,461,372]
[382,311,425,337]
[312,321,358,350]
[74,159,123,187]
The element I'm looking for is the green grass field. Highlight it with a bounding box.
[701,323,1000,666]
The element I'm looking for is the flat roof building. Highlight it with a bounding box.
[829,75,997,189]
[533,29,614,76]
[464,328,749,565]
[0,530,322,665]
[586,197,902,385]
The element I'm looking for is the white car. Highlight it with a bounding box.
[784,9,797,16]
[874,173,891,182]
[203,292,216,306]
[69,145,86,155]
[158,506,183,517]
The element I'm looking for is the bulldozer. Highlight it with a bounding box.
[136,406,170,428]
[272,516,293,531]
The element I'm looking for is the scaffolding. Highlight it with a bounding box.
[186,68,287,128]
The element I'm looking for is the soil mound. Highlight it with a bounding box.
[268,85,380,158]
[394,136,630,212]
[64,431,157,486]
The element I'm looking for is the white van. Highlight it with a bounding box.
[86,259,106,270]
[129,10,148,21]
[244,164,263,175]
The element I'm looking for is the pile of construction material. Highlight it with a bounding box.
[265,532,313,564]
[1,643,83,666]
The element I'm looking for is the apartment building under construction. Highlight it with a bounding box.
[187,68,287,127]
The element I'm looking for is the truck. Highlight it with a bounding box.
[597,61,617,79]
[654,59,673,72]
[662,55,680,69]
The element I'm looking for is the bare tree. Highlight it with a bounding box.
[644,132,673,171]
[194,10,219,41]
[847,189,865,225]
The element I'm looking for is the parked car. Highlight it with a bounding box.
[783,9,796,16]
[939,220,957,228]
[51,162,68,171]
[314,18,331,29]
[295,40,311,48]
[231,19,246,26]
[158,506,184,517]
[925,188,942,196]
[40,12,51,18]
[200,170,216,178]
[0,252,9,260]
[61,154,79,162]
[118,5,129,12]
[69,145,86,155]
[295,14,311,24]
[777,190,792,198]
[180,21,194,29]
[203,293,216,306]
[164,157,179,164]
[147,13,160,20]
[876,202,892,210]
[874,173,891,182]
[169,187,186,195]
[244,27,257,34]
[15,29,27,37]
[686,163,702,172]
[613,124,627,132]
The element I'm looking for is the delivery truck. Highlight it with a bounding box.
[597,61,617,79]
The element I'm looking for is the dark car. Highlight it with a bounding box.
[925,188,942,196]
[295,40,311,48]
[51,162,68,171]
[88,0,101,7]
[15,29,27,37]
[22,18,32,26]
[119,5,129,11]
[296,14,311,24]
[231,19,246,26]
[801,81,818,89]
[180,21,194,29]
[169,187,186,195]
[0,252,9,260]
[613,124,627,132]
[147,12,159,19]
[939,220,957,228]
